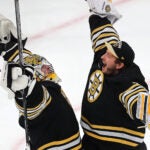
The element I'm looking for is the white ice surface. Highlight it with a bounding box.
[0,0,150,149]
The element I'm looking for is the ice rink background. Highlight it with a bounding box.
[0,0,150,149]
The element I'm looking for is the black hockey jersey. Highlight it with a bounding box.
[16,81,81,150]
[81,15,148,149]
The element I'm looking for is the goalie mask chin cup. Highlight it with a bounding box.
[35,64,61,83]
[35,68,61,83]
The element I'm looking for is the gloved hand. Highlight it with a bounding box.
[0,14,18,44]
[0,14,27,57]
[0,61,36,99]
[85,0,121,24]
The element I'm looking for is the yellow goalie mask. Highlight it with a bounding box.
[24,54,61,83]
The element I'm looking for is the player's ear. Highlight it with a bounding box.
[116,60,124,70]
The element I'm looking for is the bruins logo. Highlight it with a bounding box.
[87,70,104,103]
[105,5,111,13]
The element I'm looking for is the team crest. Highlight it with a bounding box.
[105,5,111,13]
[87,70,104,103]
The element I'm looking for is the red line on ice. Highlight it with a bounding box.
[28,0,133,42]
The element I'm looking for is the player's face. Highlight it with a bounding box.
[41,65,51,76]
[101,50,124,75]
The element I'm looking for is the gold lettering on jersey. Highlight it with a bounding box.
[87,70,104,102]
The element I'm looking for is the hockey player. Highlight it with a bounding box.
[81,0,150,150]
[0,14,82,150]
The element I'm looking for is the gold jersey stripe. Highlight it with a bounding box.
[124,89,147,106]
[94,41,117,52]
[148,96,150,115]
[16,87,52,120]
[8,49,32,62]
[91,24,113,35]
[38,132,80,150]
[84,130,138,147]
[18,97,51,120]
[92,33,119,47]
[119,84,139,101]
[140,94,146,120]
[119,83,147,104]
[16,86,49,111]
[81,116,144,137]
[71,144,82,150]
[129,97,138,119]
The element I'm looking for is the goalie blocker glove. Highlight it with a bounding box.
[0,61,36,99]
[85,0,121,24]
[0,13,26,45]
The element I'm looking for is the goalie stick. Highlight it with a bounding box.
[14,0,31,149]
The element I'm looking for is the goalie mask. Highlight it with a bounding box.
[24,54,61,83]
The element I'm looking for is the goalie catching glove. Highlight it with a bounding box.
[0,61,36,99]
